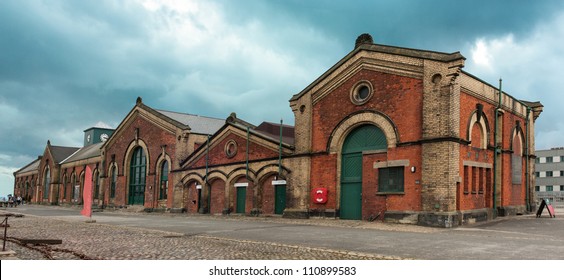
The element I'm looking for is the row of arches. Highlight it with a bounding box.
[180,165,289,215]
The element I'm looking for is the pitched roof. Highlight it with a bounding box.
[255,122,295,146]
[156,109,225,135]
[14,158,41,175]
[50,145,80,164]
[290,34,465,102]
[60,142,103,164]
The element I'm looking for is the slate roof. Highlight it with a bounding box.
[50,145,80,164]
[14,158,41,175]
[60,142,103,164]
[156,109,225,135]
[254,122,295,146]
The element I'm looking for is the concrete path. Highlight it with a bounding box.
[2,204,564,260]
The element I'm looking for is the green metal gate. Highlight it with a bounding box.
[236,187,246,214]
[340,125,386,220]
[275,184,286,214]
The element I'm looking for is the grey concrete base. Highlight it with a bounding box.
[458,209,491,225]
[309,208,338,218]
[384,211,419,225]
[498,205,527,216]
[283,208,310,219]
[417,212,459,228]
[169,208,186,213]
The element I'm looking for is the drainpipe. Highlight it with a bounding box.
[493,79,502,217]
[278,119,283,177]
[525,107,531,212]
[246,126,249,180]
[205,135,210,213]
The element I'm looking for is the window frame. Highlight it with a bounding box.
[377,166,405,193]
[159,161,169,200]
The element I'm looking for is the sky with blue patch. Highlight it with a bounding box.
[1,0,563,196]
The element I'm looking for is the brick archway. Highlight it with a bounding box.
[327,111,398,209]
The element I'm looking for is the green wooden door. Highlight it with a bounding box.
[236,187,246,214]
[275,185,286,214]
[129,147,146,205]
[340,153,363,219]
[340,125,387,220]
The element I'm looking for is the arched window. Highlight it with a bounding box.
[80,173,85,204]
[62,175,67,200]
[25,182,30,200]
[512,133,523,184]
[110,166,117,199]
[71,174,77,201]
[129,147,146,205]
[471,122,483,149]
[94,170,100,200]
[159,161,169,200]
[43,166,50,199]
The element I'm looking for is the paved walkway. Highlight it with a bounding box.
[2,204,563,260]
[0,208,400,260]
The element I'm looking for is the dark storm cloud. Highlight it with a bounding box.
[217,0,564,50]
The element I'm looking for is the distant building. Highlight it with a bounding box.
[534,147,564,206]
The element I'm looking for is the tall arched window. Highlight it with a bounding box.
[62,175,67,200]
[94,170,100,200]
[25,182,30,201]
[110,166,117,199]
[80,173,85,204]
[43,166,51,199]
[159,161,169,200]
[71,174,77,201]
[512,133,523,184]
[129,147,146,205]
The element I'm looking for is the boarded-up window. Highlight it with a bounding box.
[512,134,522,184]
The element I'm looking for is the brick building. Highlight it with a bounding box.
[287,34,543,226]
[13,126,114,205]
[100,97,224,210]
[14,34,544,227]
[173,113,295,215]
[13,157,41,203]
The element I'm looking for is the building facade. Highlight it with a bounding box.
[288,34,543,226]
[14,34,544,227]
[535,147,564,206]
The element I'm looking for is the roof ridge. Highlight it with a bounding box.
[156,109,224,120]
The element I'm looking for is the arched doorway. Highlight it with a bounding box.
[340,124,387,220]
[129,147,146,205]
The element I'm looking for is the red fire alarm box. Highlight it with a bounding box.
[312,188,327,204]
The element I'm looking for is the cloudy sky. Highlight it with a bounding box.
[1,0,563,196]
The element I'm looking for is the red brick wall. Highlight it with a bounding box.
[183,181,201,213]
[310,154,337,209]
[209,179,225,214]
[103,113,177,208]
[260,174,277,214]
[189,132,280,168]
[385,146,422,211]
[308,69,423,216]
[458,91,527,210]
[312,69,423,153]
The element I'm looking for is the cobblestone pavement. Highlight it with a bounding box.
[0,212,401,260]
